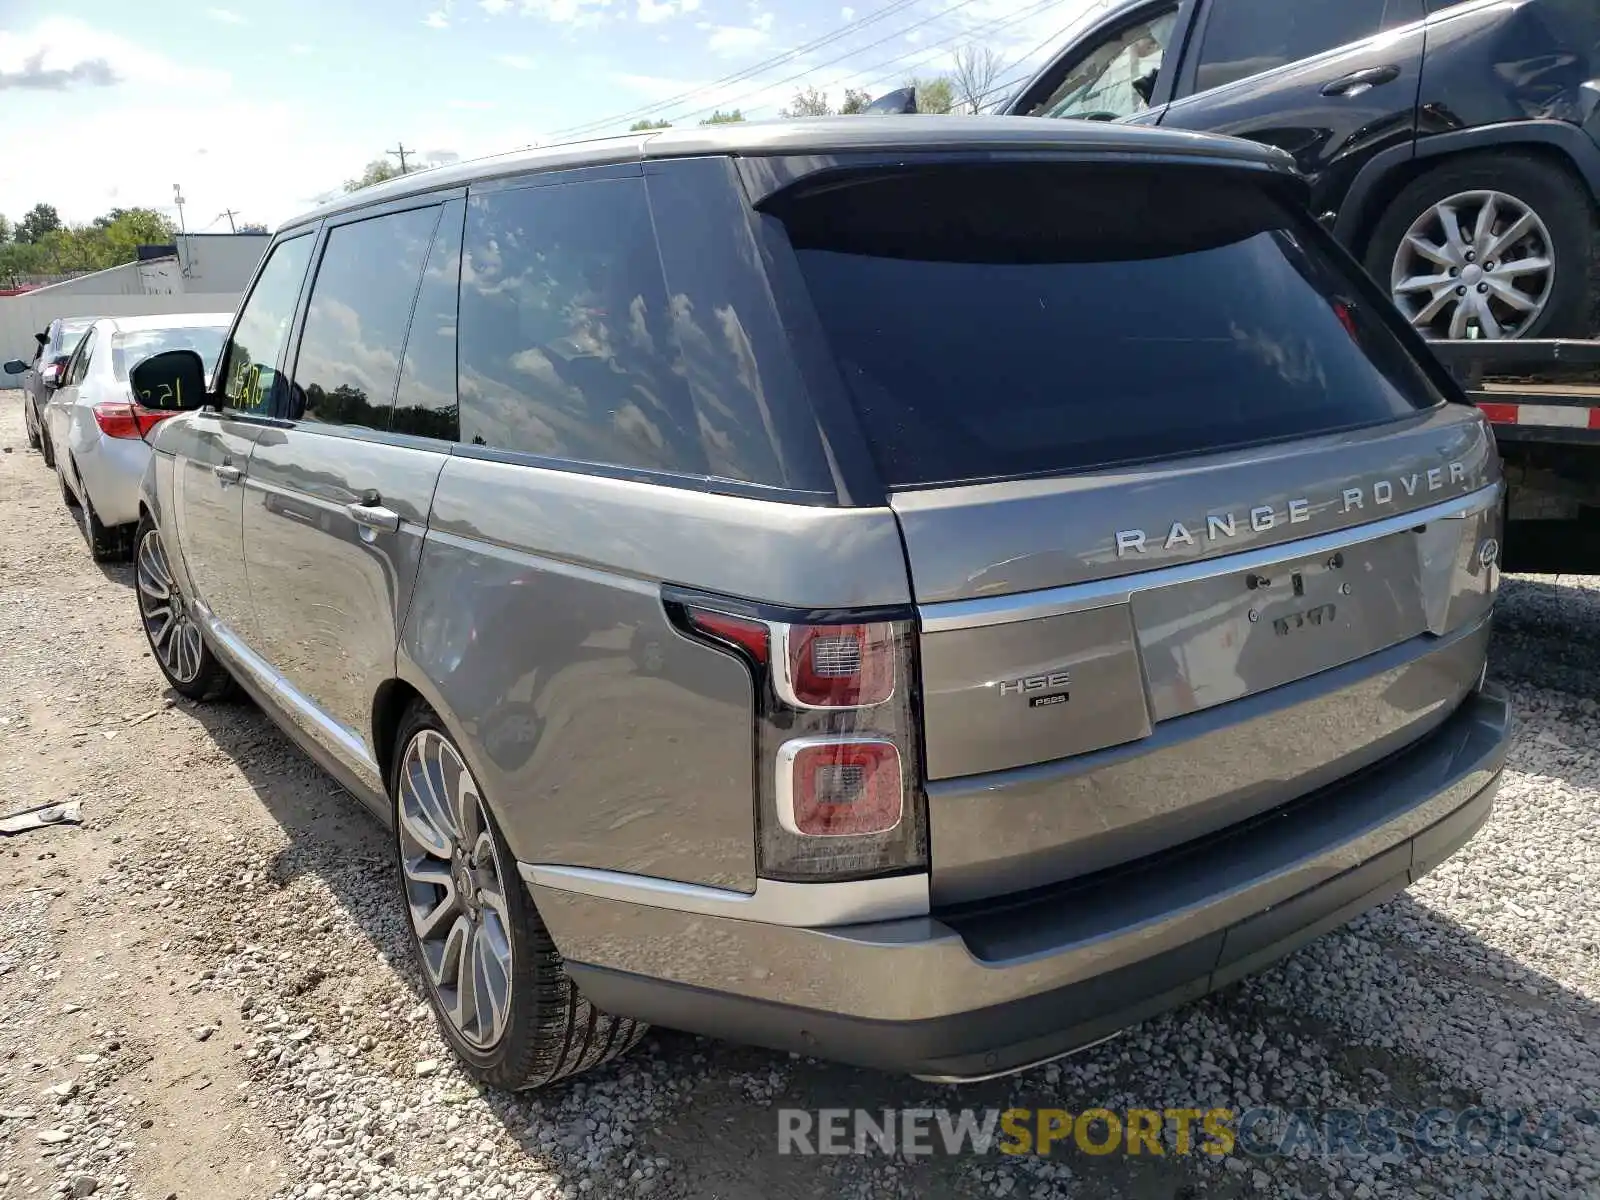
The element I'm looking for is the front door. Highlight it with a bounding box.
[241,198,461,785]
[173,233,316,642]
[1156,0,1427,215]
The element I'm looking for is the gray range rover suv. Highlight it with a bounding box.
[129,117,1511,1088]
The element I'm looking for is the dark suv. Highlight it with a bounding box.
[1005,0,1600,342]
[5,316,95,463]
[128,118,1509,1088]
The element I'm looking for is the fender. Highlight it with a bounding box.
[1333,119,1600,247]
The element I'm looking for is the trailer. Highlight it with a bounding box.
[1433,339,1600,574]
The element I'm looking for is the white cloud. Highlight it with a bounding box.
[496,53,536,68]
[519,0,612,26]
[0,19,228,90]
[480,0,512,11]
[840,5,854,16]
[448,98,497,109]
[289,43,315,54]
[424,10,450,27]
[707,13,771,55]
[637,0,675,23]
[681,0,701,11]
[205,7,247,23]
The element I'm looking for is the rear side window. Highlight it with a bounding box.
[779,164,1444,489]
[458,178,700,472]
[1195,0,1414,92]
[290,205,441,431]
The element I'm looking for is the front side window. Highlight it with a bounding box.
[457,178,701,472]
[290,206,441,431]
[1032,8,1178,120]
[220,234,315,415]
[53,318,93,358]
[1194,0,1400,93]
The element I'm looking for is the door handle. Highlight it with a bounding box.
[347,502,401,534]
[214,464,242,484]
[1320,65,1402,97]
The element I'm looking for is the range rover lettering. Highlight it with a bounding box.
[129,117,1511,1089]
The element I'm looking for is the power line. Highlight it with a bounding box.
[654,0,997,127]
[388,142,415,172]
[546,0,928,139]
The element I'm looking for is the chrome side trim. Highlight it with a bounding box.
[195,602,385,786]
[520,863,930,927]
[919,484,1502,632]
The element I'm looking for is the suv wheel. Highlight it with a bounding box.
[391,703,646,1090]
[1365,152,1594,341]
[134,517,235,700]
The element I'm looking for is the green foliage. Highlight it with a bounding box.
[629,118,673,131]
[15,203,62,244]
[839,88,871,114]
[343,159,409,193]
[0,205,177,280]
[699,109,745,125]
[907,75,955,114]
[780,86,833,118]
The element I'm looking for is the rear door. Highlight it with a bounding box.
[172,232,316,642]
[1156,0,1427,215]
[773,159,1501,900]
[240,197,460,786]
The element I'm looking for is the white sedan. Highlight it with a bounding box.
[44,312,230,560]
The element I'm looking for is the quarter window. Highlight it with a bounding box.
[457,178,702,473]
[1032,8,1179,120]
[1194,0,1407,93]
[220,234,315,415]
[290,205,441,431]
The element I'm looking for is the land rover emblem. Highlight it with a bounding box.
[1479,538,1500,566]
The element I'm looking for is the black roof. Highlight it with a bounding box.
[282,115,1295,232]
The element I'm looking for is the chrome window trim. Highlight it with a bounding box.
[918,483,1501,633]
[520,863,930,926]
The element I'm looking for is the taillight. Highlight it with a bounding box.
[93,402,176,441]
[678,596,925,883]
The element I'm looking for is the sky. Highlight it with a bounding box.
[0,0,1105,232]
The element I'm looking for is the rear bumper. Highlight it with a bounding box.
[72,432,150,527]
[528,684,1510,1081]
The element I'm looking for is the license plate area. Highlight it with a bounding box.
[1131,531,1428,722]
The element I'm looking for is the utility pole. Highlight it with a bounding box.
[172,184,187,234]
[218,208,239,233]
[387,143,414,173]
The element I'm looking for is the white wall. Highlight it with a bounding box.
[175,234,269,292]
[0,291,241,386]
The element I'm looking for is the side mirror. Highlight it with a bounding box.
[130,349,208,412]
[41,356,69,387]
[2,359,26,375]
[863,86,919,115]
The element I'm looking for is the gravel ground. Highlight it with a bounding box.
[1,392,1597,1200]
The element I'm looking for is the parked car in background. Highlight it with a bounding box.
[3,316,95,463]
[44,313,230,560]
[1005,0,1600,343]
[127,119,1508,1090]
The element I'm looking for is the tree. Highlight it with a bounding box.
[16,203,62,244]
[780,86,832,118]
[239,222,269,234]
[950,44,1005,114]
[699,109,745,125]
[629,118,672,131]
[343,159,408,193]
[839,88,871,114]
[907,75,955,115]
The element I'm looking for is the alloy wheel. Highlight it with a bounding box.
[397,729,515,1050]
[1390,189,1556,340]
[136,529,205,685]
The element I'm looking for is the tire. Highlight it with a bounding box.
[40,425,55,469]
[390,702,646,1090]
[1363,151,1595,341]
[25,406,40,452]
[134,516,235,701]
[75,465,126,562]
[57,459,75,508]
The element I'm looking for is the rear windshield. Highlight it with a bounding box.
[112,327,227,381]
[778,164,1446,488]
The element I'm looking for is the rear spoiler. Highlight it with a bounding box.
[1430,338,1600,443]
